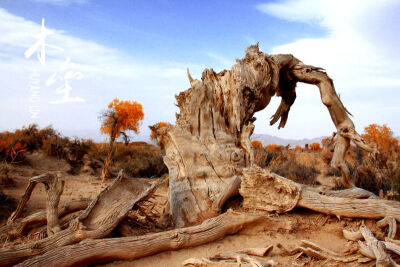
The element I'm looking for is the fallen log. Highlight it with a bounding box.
[298,190,400,221]
[0,200,89,240]
[240,166,400,221]
[16,211,274,267]
[302,185,379,199]
[0,172,158,266]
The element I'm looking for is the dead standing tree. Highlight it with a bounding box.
[151,44,376,227]
[3,44,399,267]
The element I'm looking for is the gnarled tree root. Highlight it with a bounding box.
[16,211,272,267]
[182,245,275,267]
[277,240,361,263]
[359,225,399,267]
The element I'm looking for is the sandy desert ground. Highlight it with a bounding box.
[0,152,394,267]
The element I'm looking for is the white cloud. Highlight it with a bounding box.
[0,8,202,142]
[201,51,234,70]
[30,0,88,6]
[254,0,400,139]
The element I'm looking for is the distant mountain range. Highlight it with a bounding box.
[251,134,400,148]
[250,133,327,147]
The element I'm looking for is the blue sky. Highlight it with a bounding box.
[0,0,399,142]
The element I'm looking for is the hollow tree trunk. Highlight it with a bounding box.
[151,44,374,227]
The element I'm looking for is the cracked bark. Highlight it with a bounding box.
[151,44,375,227]
[0,172,158,266]
[16,211,276,267]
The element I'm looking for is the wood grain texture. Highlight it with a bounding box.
[241,166,400,221]
[16,211,269,267]
[150,44,374,227]
[0,173,157,266]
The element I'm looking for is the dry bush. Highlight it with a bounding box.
[255,146,320,186]
[0,124,63,163]
[0,191,16,223]
[253,147,278,168]
[309,142,322,151]
[64,138,94,167]
[352,164,382,195]
[90,142,167,178]
[0,163,14,187]
[115,143,167,178]
[251,140,263,149]
[270,157,320,185]
[41,135,69,158]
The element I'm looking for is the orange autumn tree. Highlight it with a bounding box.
[362,123,400,191]
[309,142,322,151]
[265,144,281,151]
[362,124,399,156]
[100,98,144,182]
[251,140,263,149]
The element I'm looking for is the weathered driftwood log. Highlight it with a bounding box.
[16,211,282,267]
[0,172,157,266]
[240,166,400,221]
[343,229,363,241]
[277,240,361,263]
[7,172,66,237]
[8,173,55,224]
[378,216,398,239]
[182,246,275,267]
[45,173,64,236]
[302,185,379,199]
[151,44,374,227]
[359,225,399,267]
[0,200,89,241]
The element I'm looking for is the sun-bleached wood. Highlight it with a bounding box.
[378,216,397,239]
[151,44,374,227]
[0,172,157,266]
[359,225,398,267]
[240,166,400,221]
[0,200,89,240]
[8,173,55,224]
[16,211,279,267]
[7,172,66,238]
[45,173,64,236]
[277,240,361,263]
[343,229,363,241]
[182,248,276,267]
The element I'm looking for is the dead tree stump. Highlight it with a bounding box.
[151,44,375,227]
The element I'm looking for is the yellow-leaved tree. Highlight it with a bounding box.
[361,123,400,193]
[100,98,144,182]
